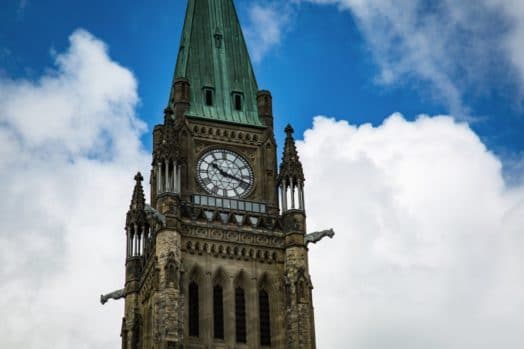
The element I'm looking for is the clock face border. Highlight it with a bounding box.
[196,148,255,198]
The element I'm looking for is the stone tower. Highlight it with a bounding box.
[102,1,333,348]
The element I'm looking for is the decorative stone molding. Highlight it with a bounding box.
[184,239,281,264]
[181,223,284,248]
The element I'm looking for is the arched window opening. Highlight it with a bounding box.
[259,289,271,346]
[235,287,247,343]
[213,285,224,340]
[189,281,199,337]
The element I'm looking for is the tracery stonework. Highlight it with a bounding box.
[101,1,333,348]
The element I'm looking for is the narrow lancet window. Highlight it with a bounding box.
[233,92,243,111]
[204,88,214,106]
[213,285,224,339]
[259,289,271,346]
[189,281,199,337]
[235,287,247,343]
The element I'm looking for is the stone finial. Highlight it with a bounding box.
[285,124,294,137]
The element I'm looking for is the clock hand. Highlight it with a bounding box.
[211,163,250,186]
[211,163,229,178]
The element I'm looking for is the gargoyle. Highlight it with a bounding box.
[145,204,166,227]
[100,288,125,305]
[305,229,335,245]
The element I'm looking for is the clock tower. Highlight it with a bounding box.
[102,1,333,348]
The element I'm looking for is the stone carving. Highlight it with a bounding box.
[145,204,166,227]
[305,228,335,245]
[165,252,180,289]
[100,288,125,305]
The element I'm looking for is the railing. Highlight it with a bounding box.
[192,194,267,214]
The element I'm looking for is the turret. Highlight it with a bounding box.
[257,90,274,128]
[126,172,148,261]
[153,111,183,207]
[278,124,306,213]
[171,77,190,119]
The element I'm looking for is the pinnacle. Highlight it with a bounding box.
[134,172,144,183]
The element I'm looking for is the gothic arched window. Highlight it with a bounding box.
[213,285,224,340]
[235,287,247,343]
[189,281,199,337]
[259,289,271,346]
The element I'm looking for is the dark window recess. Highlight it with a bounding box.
[204,88,214,106]
[189,282,199,337]
[233,93,243,111]
[213,285,224,340]
[235,288,247,343]
[259,290,271,346]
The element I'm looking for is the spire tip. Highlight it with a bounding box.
[285,124,294,137]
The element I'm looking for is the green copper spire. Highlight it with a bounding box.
[172,0,263,127]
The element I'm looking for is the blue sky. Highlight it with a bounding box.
[2,0,523,174]
[1,1,524,348]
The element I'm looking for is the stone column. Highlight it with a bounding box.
[282,180,288,212]
[157,162,163,194]
[290,178,295,210]
[176,163,181,194]
[165,161,170,193]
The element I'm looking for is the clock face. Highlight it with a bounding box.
[197,149,254,198]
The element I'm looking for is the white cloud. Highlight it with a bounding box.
[301,114,524,348]
[0,29,149,348]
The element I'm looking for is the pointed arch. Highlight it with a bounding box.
[233,269,248,289]
[296,268,312,304]
[164,252,179,289]
[212,267,228,286]
[258,272,273,293]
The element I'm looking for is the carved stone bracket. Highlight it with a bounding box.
[145,204,167,227]
[100,288,125,305]
[305,228,335,245]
